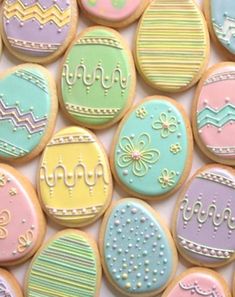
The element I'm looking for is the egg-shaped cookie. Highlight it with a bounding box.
[111,96,193,200]
[0,64,58,163]
[59,26,136,129]
[99,198,178,297]
[135,0,209,93]
[173,164,235,267]
[193,62,235,165]
[38,126,112,227]
[0,164,46,266]
[0,268,23,297]
[77,0,150,28]
[204,0,235,60]
[162,267,231,297]
[25,229,101,297]
[1,0,78,63]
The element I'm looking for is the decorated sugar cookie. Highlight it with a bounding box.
[193,63,235,165]
[99,198,178,297]
[38,126,113,227]
[1,0,78,63]
[0,64,58,163]
[162,268,231,297]
[25,230,101,297]
[77,0,150,28]
[110,96,193,200]
[173,164,235,267]
[0,268,23,297]
[135,0,209,93]
[0,164,46,266]
[59,26,136,129]
[204,0,235,60]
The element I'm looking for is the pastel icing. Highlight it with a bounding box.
[0,66,54,160]
[113,98,191,198]
[135,0,208,92]
[102,199,175,295]
[0,166,42,264]
[26,230,100,297]
[3,0,74,57]
[60,27,135,128]
[163,270,227,297]
[38,126,112,227]
[0,277,14,297]
[196,64,235,160]
[175,166,235,265]
[210,0,235,55]
[80,0,142,22]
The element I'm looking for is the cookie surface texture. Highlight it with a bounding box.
[111,96,193,200]
[0,268,23,297]
[25,230,101,297]
[1,0,78,63]
[173,164,235,267]
[193,62,235,165]
[0,164,46,266]
[38,126,112,227]
[99,198,177,297]
[60,26,136,129]
[135,0,209,92]
[0,64,57,163]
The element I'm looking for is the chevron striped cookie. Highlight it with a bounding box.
[192,62,235,165]
[0,64,58,163]
[0,0,78,63]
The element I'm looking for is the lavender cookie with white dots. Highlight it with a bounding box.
[99,198,178,297]
[173,164,235,267]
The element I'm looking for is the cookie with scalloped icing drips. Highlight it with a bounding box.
[1,0,78,63]
[99,198,178,297]
[162,267,231,297]
[173,164,235,267]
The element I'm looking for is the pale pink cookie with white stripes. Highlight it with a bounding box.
[78,0,150,28]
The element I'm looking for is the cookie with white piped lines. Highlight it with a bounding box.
[173,164,235,267]
[0,268,23,297]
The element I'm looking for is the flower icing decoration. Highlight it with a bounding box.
[152,112,178,138]
[170,143,182,154]
[136,107,148,119]
[17,230,34,253]
[0,174,6,187]
[117,133,160,177]
[158,169,176,189]
[0,210,11,239]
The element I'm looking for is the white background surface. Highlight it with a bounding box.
[1,0,234,295]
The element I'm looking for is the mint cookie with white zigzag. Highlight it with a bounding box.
[0,64,58,163]
[193,62,235,165]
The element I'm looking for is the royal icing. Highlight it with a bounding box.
[0,65,55,160]
[26,230,100,297]
[38,126,112,227]
[112,98,191,198]
[210,0,235,55]
[162,269,228,297]
[60,27,135,128]
[2,0,75,58]
[135,0,208,92]
[0,277,13,297]
[175,166,235,266]
[101,199,176,295]
[80,0,142,22]
[0,165,43,265]
[195,64,235,161]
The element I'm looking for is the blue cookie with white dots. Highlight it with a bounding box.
[99,198,178,297]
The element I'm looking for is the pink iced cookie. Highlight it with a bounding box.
[162,268,231,297]
[78,0,149,27]
[0,164,46,266]
[193,62,235,165]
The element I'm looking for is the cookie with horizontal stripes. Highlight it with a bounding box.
[135,0,210,93]
[25,229,101,297]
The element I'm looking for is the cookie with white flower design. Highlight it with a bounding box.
[0,163,46,266]
[110,96,193,200]
[0,268,23,297]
